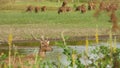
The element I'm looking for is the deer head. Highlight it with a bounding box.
[31,34,52,58]
[40,38,52,52]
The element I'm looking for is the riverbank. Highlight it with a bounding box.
[0,34,120,46]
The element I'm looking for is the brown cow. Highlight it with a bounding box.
[41,6,47,12]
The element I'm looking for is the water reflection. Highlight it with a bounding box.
[0,43,120,63]
[0,43,120,55]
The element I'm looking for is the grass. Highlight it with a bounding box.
[0,10,112,26]
[0,1,120,40]
[0,10,120,40]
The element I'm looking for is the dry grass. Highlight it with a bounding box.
[0,24,118,42]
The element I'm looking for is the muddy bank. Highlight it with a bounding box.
[0,35,120,46]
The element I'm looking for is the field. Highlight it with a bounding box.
[0,1,120,42]
[0,1,120,41]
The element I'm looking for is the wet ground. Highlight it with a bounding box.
[0,34,120,46]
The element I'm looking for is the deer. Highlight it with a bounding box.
[88,1,96,10]
[66,6,72,12]
[80,4,86,13]
[75,4,86,13]
[3,35,52,68]
[34,6,40,13]
[110,11,120,32]
[41,6,47,12]
[58,6,66,14]
[58,1,72,14]
[75,6,81,11]
[62,0,67,7]
[31,34,53,58]
[26,5,33,12]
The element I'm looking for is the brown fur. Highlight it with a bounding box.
[66,6,72,12]
[58,6,72,14]
[41,6,47,12]
[34,6,40,13]
[108,3,118,12]
[58,6,66,14]
[75,4,86,13]
[80,4,86,13]
[3,37,52,68]
[99,1,118,12]
[39,39,52,58]
[88,1,96,10]
[62,1,67,7]
[75,6,81,11]
[110,11,120,32]
[99,1,105,10]
[93,1,106,17]
[26,5,33,12]
[105,3,111,12]
[110,11,117,23]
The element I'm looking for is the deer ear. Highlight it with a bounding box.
[47,41,50,44]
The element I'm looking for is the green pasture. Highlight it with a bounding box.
[0,10,115,26]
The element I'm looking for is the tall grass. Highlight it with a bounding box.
[8,34,13,68]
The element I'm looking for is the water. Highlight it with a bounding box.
[0,42,120,55]
[0,43,120,67]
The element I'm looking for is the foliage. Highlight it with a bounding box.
[59,44,120,68]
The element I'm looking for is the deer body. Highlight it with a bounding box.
[88,1,96,10]
[41,6,47,12]
[37,38,52,59]
[26,5,33,12]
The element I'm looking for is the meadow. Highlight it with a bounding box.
[0,1,120,40]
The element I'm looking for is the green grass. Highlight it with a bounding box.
[0,10,113,27]
[0,1,120,40]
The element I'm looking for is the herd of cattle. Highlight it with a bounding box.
[26,1,120,32]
